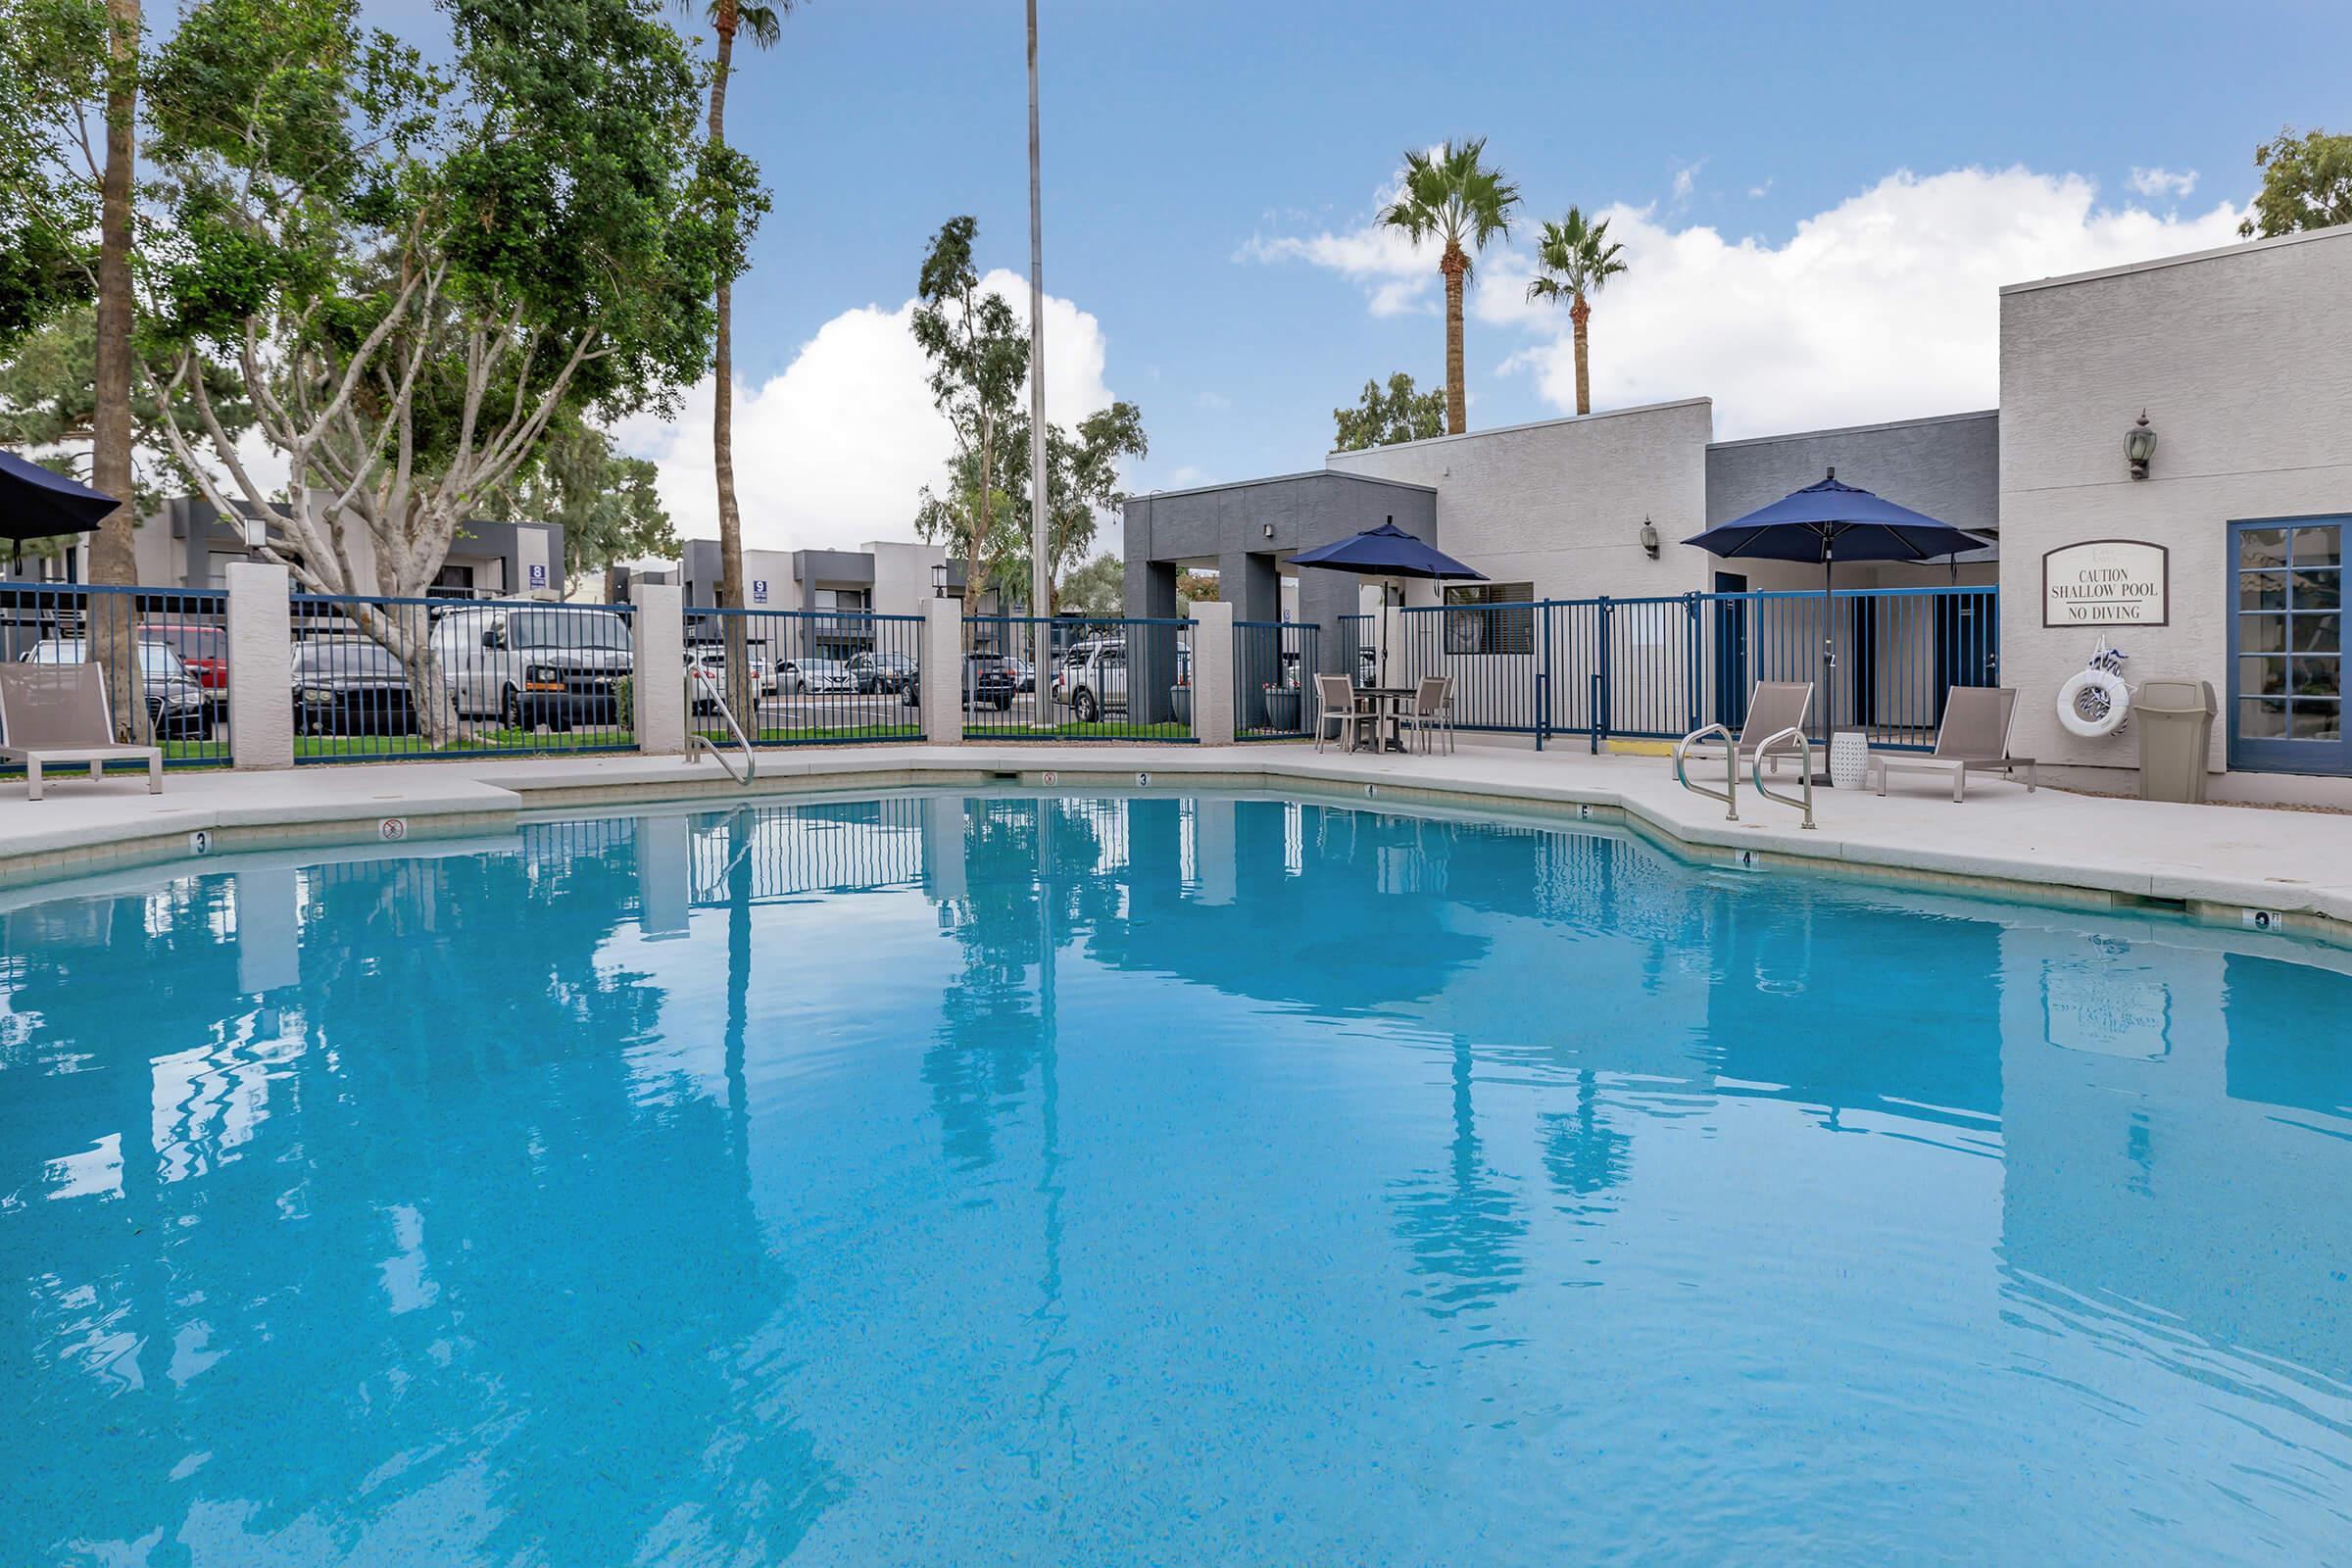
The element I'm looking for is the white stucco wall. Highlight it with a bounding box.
[1998,226,2352,791]
[866,540,948,619]
[1324,398,1715,605]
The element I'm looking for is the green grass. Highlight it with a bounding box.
[962,720,1193,741]
[694,724,922,746]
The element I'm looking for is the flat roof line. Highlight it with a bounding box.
[1133,467,1440,502]
[1707,409,1998,451]
[1321,395,1714,458]
[1999,222,2351,296]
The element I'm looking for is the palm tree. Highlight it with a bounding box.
[1524,207,1629,416]
[1379,138,1520,435]
[694,0,791,716]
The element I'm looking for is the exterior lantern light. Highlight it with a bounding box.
[930,562,949,597]
[1640,515,1660,559]
[2125,409,2157,480]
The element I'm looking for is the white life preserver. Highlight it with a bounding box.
[2057,668,2132,738]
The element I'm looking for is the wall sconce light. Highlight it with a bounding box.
[2125,409,2157,480]
[1262,523,1274,540]
[1640,515,1660,560]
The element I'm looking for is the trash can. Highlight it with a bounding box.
[2135,678,2216,803]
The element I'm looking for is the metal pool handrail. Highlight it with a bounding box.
[1750,725,1815,829]
[687,667,757,787]
[1673,721,1739,821]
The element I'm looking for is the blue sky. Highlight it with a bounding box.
[615,0,2351,550]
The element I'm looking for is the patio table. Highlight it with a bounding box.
[1355,685,1416,752]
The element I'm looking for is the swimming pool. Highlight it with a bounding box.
[4,792,2347,1563]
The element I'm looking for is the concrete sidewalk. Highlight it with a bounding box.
[0,740,2345,937]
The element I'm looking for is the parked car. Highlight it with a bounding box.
[1010,658,1035,693]
[147,622,228,721]
[291,638,416,736]
[775,657,856,696]
[902,652,1018,710]
[20,638,212,739]
[850,650,915,694]
[686,646,774,711]
[1054,639,1128,722]
[424,603,633,731]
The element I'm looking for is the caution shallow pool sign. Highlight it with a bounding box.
[2042,539,2168,627]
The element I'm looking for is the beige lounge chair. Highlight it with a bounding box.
[1869,686,2036,802]
[1313,673,1377,754]
[0,663,165,802]
[1676,680,1815,778]
[1402,674,1455,755]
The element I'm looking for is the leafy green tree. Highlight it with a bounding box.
[1378,138,1519,435]
[2239,126,2352,239]
[1525,206,1629,416]
[910,215,1029,612]
[483,415,678,587]
[1000,400,1146,612]
[139,0,760,746]
[1333,371,1445,451]
[912,444,1019,607]
[1057,551,1122,617]
[682,0,790,715]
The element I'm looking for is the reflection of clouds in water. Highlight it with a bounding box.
[2,794,2350,1564]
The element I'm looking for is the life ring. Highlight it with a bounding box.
[2057,668,2132,738]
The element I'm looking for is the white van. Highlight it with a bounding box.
[425,602,633,730]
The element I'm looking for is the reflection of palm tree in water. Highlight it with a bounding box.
[1388,1038,1527,1318]
[1541,1069,1629,1215]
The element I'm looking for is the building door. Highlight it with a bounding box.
[2230,518,2345,776]
[1712,571,1748,729]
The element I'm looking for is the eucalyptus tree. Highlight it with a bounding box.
[2239,126,2352,238]
[1000,400,1145,614]
[686,0,790,716]
[1524,206,1628,416]
[910,215,1028,613]
[138,0,760,746]
[1332,371,1445,451]
[1378,138,1519,435]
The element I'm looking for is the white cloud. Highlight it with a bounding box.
[614,270,1116,555]
[1464,167,2245,437]
[1239,163,1454,318]
[1670,160,1704,203]
[1193,389,1232,411]
[2129,166,2199,199]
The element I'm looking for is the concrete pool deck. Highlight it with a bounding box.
[1,741,2348,941]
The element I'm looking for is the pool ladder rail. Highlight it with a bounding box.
[687,668,758,788]
[1672,722,1816,830]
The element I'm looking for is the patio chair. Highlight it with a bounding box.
[1402,674,1455,755]
[1314,673,1377,754]
[1675,680,1815,777]
[0,663,165,802]
[1869,686,2036,802]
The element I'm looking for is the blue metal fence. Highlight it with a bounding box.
[1380,585,1996,753]
[685,606,924,746]
[1234,620,1318,740]
[0,582,231,768]
[289,595,637,762]
[965,613,1196,741]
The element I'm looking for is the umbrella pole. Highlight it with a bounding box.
[1821,543,1836,749]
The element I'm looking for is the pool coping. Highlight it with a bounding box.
[1,743,2347,948]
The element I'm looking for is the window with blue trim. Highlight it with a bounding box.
[2230,518,2344,775]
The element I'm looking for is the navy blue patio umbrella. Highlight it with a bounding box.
[1291,519,1486,682]
[1685,467,1988,718]
[1,449,121,570]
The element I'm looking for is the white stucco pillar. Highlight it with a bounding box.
[635,811,691,938]
[225,562,293,770]
[921,597,963,744]
[232,866,302,993]
[1194,795,1236,906]
[1189,600,1236,745]
[631,582,687,755]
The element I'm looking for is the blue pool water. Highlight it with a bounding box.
[3,793,2348,1564]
